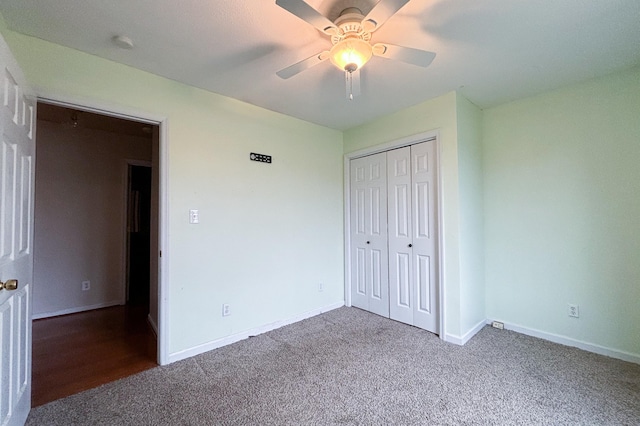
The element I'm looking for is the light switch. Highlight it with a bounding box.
[189,209,199,224]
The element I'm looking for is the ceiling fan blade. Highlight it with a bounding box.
[276,51,329,79]
[372,43,436,67]
[361,0,410,32]
[275,0,339,35]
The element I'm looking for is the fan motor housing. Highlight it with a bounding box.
[331,7,371,45]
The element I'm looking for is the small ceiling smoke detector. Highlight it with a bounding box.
[112,35,134,49]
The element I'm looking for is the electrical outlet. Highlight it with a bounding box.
[82,280,90,291]
[568,304,579,318]
[318,282,324,292]
[491,321,504,330]
[222,304,230,317]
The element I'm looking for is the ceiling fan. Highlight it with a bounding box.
[275,0,436,99]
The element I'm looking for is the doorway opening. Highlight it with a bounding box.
[31,102,162,406]
[126,163,152,307]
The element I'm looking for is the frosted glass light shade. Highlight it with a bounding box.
[329,38,373,72]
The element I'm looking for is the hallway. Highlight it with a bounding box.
[32,305,157,407]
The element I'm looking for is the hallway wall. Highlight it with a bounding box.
[34,118,152,317]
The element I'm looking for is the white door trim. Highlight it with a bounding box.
[343,130,446,339]
[36,93,171,365]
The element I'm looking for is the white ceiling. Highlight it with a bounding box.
[1,0,639,130]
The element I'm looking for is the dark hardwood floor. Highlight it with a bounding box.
[32,305,157,407]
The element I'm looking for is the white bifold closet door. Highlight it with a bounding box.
[350,152,389,317]
[350,141,438,334]
[387,143,438,333]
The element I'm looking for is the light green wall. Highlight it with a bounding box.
[456,94,485,334]
[3,29,345,356]
[483,66,640,356]
[344,91,483,339]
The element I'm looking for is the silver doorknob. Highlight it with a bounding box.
[0,279,18,291]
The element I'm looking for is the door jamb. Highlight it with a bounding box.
[36,93,171,365]
[343,130,446,340]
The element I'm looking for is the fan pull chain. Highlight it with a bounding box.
[349,72,354,100]
[346,71,354,101]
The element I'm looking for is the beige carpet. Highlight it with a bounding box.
[28,307,640,425]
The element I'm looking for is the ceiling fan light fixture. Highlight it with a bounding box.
[329,38,372,73]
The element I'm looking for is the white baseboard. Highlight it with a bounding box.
[168,301,345,364]
[445,318,487,345]
[147,314,158,337]
[32,300,123,320]
[489,319,640,365]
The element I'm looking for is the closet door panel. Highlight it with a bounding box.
[387,147,413,325]
[416,254,432,312]
[350,160,368,310]
[355,247,366,296]
[350,153,389,317]
[370,249,383,299]
[411,141,439,333]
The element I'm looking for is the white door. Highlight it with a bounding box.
[409,141,438,333]
[387,141,439,333]
[0,35,35,426]
[350,153,389,317]
[387,147,414,324]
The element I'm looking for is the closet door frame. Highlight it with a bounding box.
[343,130,445,339]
